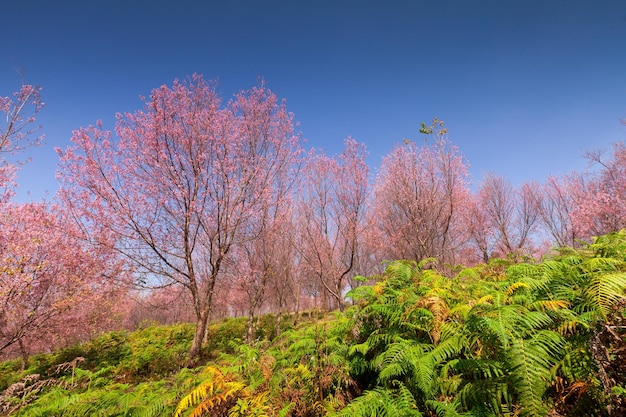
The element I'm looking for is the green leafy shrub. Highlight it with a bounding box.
[116,323,193,380]
[204,317,247,355]
[0,359,21,391]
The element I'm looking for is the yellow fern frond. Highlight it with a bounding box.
[506,282,530,297]
[476,295,493,305]
[174,366,247,417]
[557,320,579,336]
[174,381,215,417]
[249,391,270,408]
[531,299,571,312]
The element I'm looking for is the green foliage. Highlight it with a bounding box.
[204,317,247,355]
[117,324,193,380]
[0,359,21,391]
[2,231,626,416]
[331,383,423,417]
[338,234,626,417]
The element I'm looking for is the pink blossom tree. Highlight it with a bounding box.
[125,286,196,328]
[296,138,370,311]
[529,174,581,248]
[465,193,494,264]
[231,200,301,340]
[57,75,302,362]
[265,216,303,332]
[472,173,539,259]
[0,202,126,367]
[0,80,44,200]
[372,120,471,266]
[570,141,626,237]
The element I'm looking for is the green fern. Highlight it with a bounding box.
[582,271,626,319]
[506,330,564,417]
[330,384,423,417]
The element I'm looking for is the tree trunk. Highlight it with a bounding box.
[18,339,29,370]
[246,312,256,343]
[293,279,302,326]
[275,311,283,337]
[188,308,210,366]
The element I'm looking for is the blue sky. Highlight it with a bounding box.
[3,0,626,202]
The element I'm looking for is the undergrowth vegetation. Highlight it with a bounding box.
[2,231,626,416]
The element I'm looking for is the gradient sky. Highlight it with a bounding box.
[3,0,626,202]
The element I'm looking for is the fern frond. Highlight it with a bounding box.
[505,282,530,297]
[330,385,422,417]
[506,263,541,280]
[506,331,564,417]
[582,271,626,318]
[529,299,571,312]
[374,341,436,397]
[452,358,505,379]
[173,366,246,417]
[425,397,469,417]
[455,267,481,281]
[475,295,493,305]
[428,335,462,366]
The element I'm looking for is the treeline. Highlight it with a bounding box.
[1,75,625,365]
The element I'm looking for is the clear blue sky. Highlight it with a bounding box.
[3,0,626,202]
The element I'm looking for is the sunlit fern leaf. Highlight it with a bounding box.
[17,387,73,416]
[348,340,371,357]
[228,391,270,417]
[173,366,246,417]
[345,284,376,303]
[386,260,418,287]
[277,402,295,417]
[401,307,434,332]
[283,364,313,382]
[452,358,505,380]
[454,266,481,281]
[466,303,528,349]
[417,257,439,271]
[474,295,493,305]
[582,256,622,273]
[427,335,463,367]
[505,330,564,417]
[529,299,571,312]
[448,303,471,320]
[330,385,423,417]
[582,271,626,319]
[516,310,554,336]
[439,321,464,343]
[505,282,531,297]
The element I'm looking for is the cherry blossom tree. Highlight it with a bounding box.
[465,193,494,264]
[571,141,626,237]
[0,80,44,200]
[372,120,471,266]
[296,138,369,311]
[231,200,301,340]
[0,202,126,367]
[57,75,302,362]
[529,175,580,248]
[125,286,196,327]
[472,173,539,259]
[265,217,302,332]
